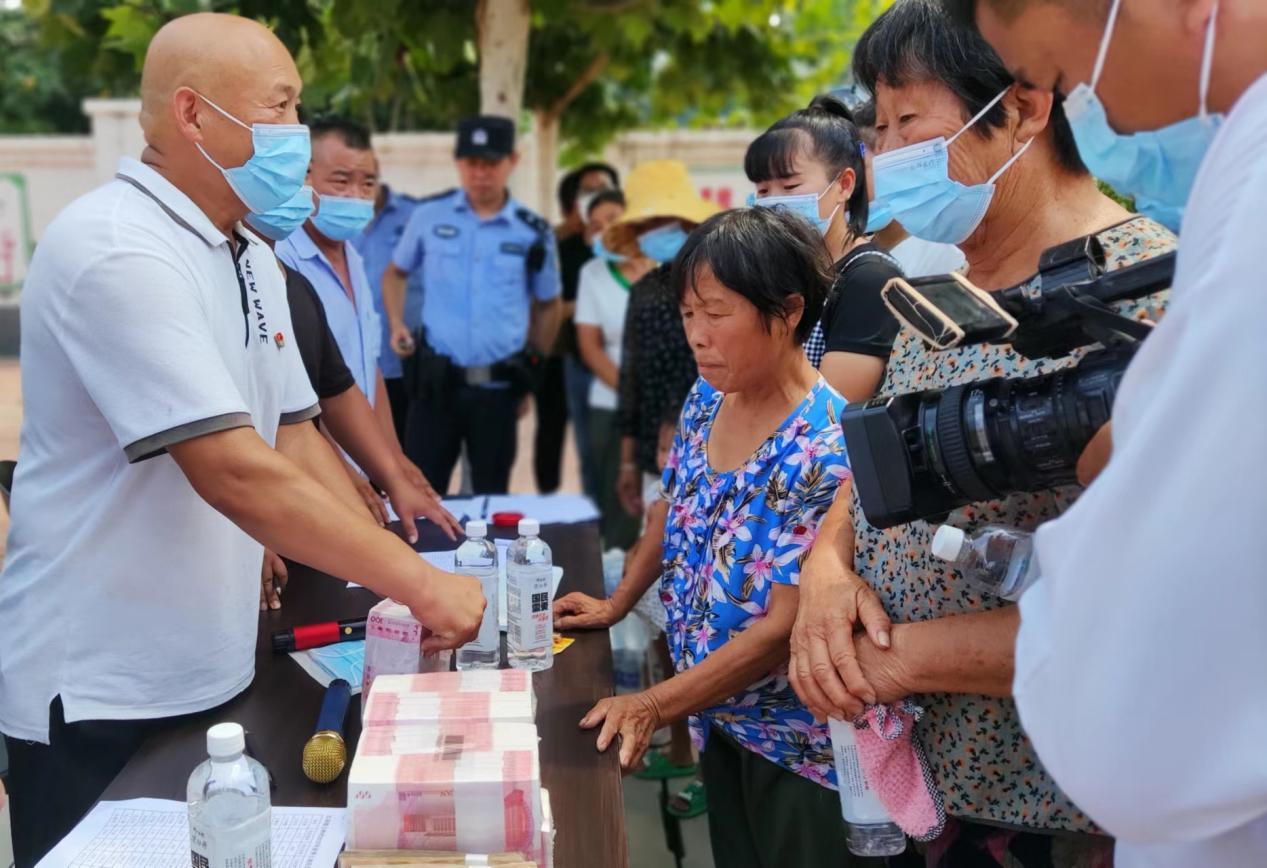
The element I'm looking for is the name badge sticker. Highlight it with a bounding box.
[433,224,460,239]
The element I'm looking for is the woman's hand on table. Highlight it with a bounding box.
[260,548,288,611]
[553,592,619,631]
[581,691,663,772]
[789,557,892,721]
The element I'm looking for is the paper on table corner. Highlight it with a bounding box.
[36,798,346,868]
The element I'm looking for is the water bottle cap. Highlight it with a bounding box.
[206,721,245,758]
[465,520,488,538]
[931,525,967,563]
[518,518,540,536]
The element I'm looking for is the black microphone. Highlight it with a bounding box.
[301,678,352,783]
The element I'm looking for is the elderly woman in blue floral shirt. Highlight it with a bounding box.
[554,207,855,868]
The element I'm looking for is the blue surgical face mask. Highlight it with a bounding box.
[872,89,1033,246]
[749,174,843,236]
[864,199,893,234]
[1063,0,1222,232]
[311,194,375,242]
[244,185,315,241]
[591,234,625,263]
[193,93,311,214]
[637,222,688,263]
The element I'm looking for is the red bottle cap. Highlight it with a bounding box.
[491,511,524,527]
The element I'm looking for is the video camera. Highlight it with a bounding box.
[842,236,1174,529]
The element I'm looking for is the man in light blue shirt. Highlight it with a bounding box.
[381,115,562,495]
[276,117,414,475]
[352,175,424,444]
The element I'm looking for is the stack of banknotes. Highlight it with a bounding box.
[346,670,554,866]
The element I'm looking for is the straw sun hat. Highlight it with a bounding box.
[602,159,719,257]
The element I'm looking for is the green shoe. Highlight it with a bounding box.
[634,749,698,780]
[666,779,707,819]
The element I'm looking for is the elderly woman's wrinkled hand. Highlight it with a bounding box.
[580,691,663,773]
[553,592,619,631]
[789,555,893,722]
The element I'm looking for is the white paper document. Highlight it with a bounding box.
[420,542,564,630]
[445,493,599,525]
[387,492,598,527]
[38,798,345,868]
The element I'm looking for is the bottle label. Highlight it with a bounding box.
[466,569,499,653]
[828,719,894,825]
[190,805,271,868]
[507,564,552,652]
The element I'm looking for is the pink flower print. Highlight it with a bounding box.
[786,717,830,748]
[742,545,776,594]
[714,509,752,548]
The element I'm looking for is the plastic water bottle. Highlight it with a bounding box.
[931,524,1040,601]
[506,518,554,671]
[829,717,907,857]
[456,520,500,670]
[188,722,272,868]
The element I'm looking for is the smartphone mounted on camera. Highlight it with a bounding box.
[881,272,1019,350]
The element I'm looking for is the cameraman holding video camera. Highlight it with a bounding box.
[943,0,1267,864]
[788,1,1174,860]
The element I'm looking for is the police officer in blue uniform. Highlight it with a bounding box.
[381,115,561,495]
[353,170,424,444]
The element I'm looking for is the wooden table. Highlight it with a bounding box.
[101,520,628,868]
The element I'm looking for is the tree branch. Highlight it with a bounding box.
[546,51,610,118]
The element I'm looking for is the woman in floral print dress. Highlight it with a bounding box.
[788,4,1174,867]
[560,207,863,868]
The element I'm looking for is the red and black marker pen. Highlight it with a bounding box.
[271,618,366,654]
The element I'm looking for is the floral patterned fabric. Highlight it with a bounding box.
[659,376,851,788]
[854,216,1175,832]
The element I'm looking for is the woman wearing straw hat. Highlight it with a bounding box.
[603,160,719,526]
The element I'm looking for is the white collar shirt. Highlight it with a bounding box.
[1015,74,1267,866]
[0,158,318,742]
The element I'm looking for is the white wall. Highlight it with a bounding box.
[0,99,761,241]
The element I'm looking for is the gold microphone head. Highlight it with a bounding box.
[302,730,346,783]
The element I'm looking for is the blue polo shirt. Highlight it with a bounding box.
[276,228,382,405]
[351,186,424,380]
[391,189,560,368]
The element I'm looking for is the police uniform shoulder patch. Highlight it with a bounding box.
[415,187,459,207]
[514,207,550,235]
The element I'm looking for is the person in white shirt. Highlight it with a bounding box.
[575,188,649,550]
[952,0,1267,864]
[0,15,482,865]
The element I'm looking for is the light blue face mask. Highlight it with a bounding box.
[194,93,311,214]
[637,222,689,263]
[872,89,1033,246]
[591,233,625,263]
[244,185,315,241]
[864,199,893,234]
[311,194,375,242]
[1063,0,1222,232]
[749,174,843,236]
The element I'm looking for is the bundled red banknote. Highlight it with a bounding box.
[362,671,536,728]
[346,670,552,867]
[362,599,451,697]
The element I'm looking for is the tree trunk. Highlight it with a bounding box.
[533,109,561,223]
[475,0,531,120]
